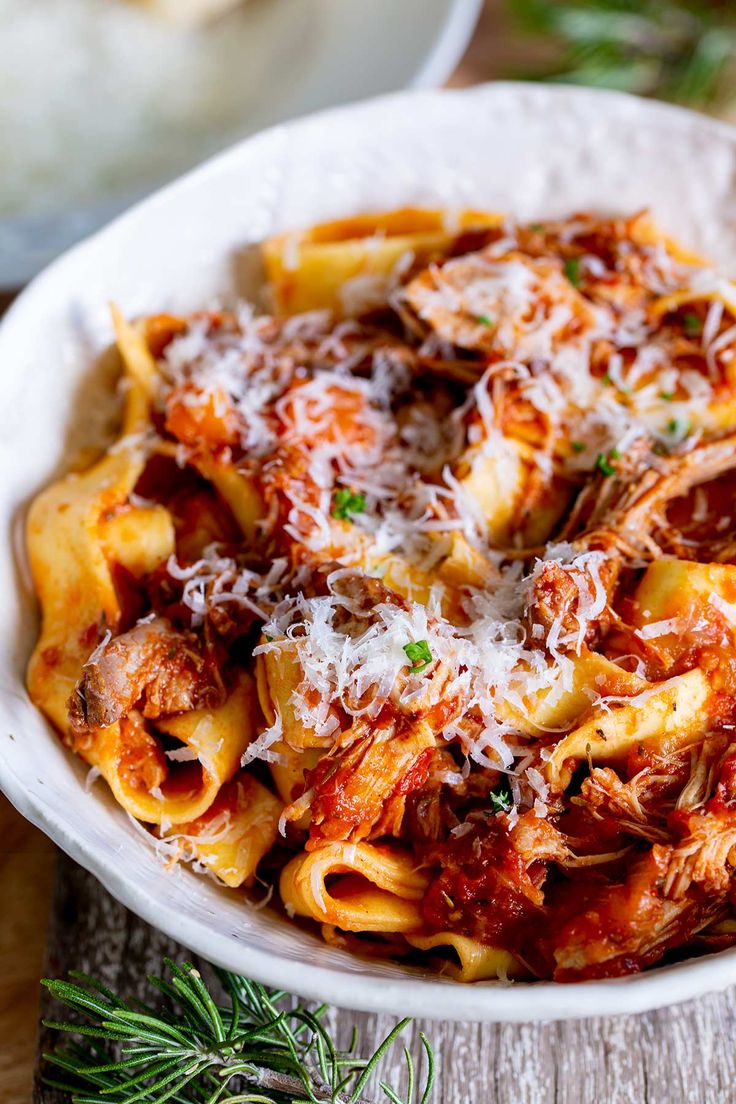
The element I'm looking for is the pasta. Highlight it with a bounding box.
[27,207,736,981]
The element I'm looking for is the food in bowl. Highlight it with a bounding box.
[27,207,736,982]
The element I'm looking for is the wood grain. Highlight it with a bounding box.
[30,851,736,1104]
[0,797,56,1104]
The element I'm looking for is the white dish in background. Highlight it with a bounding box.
[0,0,482,288]
[4,83,736,1021]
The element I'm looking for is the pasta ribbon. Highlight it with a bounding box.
[406,933,527,982]
[280,842,427,932]
[193,455,265,543]
[256,644,337,750]
[457,440,570,547]
[99,505,176,577]
[87,670,260,826]
[26,443,147,736]
[544,668,711,791]
[499,648,646,736]
[263,207,502,315]
[162,772,282,887]
[633,559,736,654]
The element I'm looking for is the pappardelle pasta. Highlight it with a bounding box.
[27,207,736,982]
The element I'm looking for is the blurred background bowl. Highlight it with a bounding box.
[0,0,482,288]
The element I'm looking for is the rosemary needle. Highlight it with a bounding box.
[41,958,436,1104]
[507,0,736,111]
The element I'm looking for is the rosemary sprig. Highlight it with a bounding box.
[506,0,736,110]
[40,959,435,1104]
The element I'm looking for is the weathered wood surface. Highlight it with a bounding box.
[0,798,56,1104]
[32,851,736,1104]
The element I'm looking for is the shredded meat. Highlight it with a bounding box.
[526,558,617,646]
[301,719,436,845]
[403,251,595,360]
[330,571,409,623]
[553,848,725,980]
[533,433,736,641]
[69,617,223,730]
[566,433,736,561]
[578,763,687,844]
[421,813,572,967]
[663,809,736,898]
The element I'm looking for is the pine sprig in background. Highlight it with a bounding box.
[40,960,435,1104]
[507,0,736,110]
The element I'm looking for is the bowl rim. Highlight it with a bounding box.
[5,80,736,1022]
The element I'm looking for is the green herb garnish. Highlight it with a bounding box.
[571,441,586,453]
[40,959,436,1103]
[596,450,619,476]
[529,222,544,232]
[667,416,691,437]
[476,313,495,326]
[403,639,433,673]
[564,256,581,286]
[683,311,703,336]
[489,787,513,814]
[660,391,675,401]
[332,488,366,522]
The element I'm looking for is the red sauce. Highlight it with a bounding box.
[394,747,433,796]
[421,824,546,959]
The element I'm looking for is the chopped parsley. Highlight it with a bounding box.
[476,314,494,327]
[683,311,703,336]
[332,488,366,522]
[571,441,586,453]
[660,391,675,401]
[403,639,433,673]
[667,416,691,437]
[529,222,544,232]
[602,372,612,387]
[563,257,581,287]
[595,449,620,477]
[489,787,512,814]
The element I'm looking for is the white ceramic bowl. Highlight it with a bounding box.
[4,83,736,1022]
[0,0,482,288]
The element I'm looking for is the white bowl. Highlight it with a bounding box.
[4,83,736,1022]
[0,0,482,288]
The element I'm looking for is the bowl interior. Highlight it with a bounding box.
[4,83,736,1021]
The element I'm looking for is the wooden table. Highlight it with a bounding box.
[7,794,736,1104]
[0,798,56,1103]
[4,3,736,1101]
